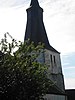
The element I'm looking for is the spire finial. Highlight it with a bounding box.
[30,0,39,6]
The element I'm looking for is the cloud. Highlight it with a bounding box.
[0,6,27,42]
[0,0,29,8]
[62,65,75,77]
[64,66,75,69]
[64,78,75,89]
[42,0,75,54]
[42,0,75,17]
[62,52,75,67]
[62,63,70,66]
[44,14,75,54]
[39,0,75,55]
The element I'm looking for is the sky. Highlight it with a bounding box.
[0,0,75,89]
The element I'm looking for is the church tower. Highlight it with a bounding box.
[24,0,59,53]
[24,0,66,99]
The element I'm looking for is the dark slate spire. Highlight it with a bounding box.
[30,0,39,6]
[24,0,59,53]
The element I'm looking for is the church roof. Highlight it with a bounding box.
[48,84,66,95]
[30,0,39,7]
[47,45,60,53]
[24,0,60,54]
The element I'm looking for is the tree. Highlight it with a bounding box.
[0,33,52,100]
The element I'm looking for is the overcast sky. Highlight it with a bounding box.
[0,0,75,89]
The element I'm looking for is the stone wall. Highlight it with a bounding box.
[44,49,62,74]
[44,49,65,92]
[36,48,65,92]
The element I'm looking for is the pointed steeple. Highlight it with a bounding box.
[24,0,59,53]
[30,0,39,7]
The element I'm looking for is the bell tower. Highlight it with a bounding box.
[24,0,65,97]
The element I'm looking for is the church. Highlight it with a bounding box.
[24,0,67,100]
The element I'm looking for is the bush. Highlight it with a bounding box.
[0,33,52,100]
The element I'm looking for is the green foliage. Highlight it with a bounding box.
[0,33,52,100]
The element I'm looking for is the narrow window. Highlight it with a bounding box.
[50,55,52,62]
[54,56,56,64]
